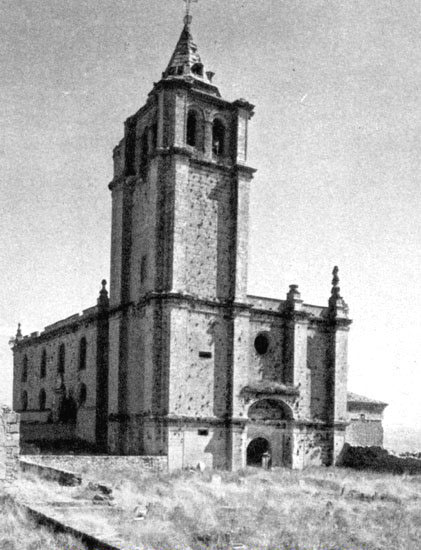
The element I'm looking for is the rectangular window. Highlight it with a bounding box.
[199,351,212,359]
[198,429,209,436]
[141,255,147,284]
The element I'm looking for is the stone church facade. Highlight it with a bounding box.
[11,16,386,469]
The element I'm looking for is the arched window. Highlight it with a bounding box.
[140,129,149,175]
[39,388,46,411]
[21,391,28,412]
[191,63,204,77]
[79,337,87,371]
[151,122,158,150]
[58,343,65,374]
[125,119,136,176]
[78,384,87,407]
[40,349,47,379]
[21,355,28,383]
[187,110,198,147]
[212,118,226,156]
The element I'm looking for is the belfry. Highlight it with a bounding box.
[11,12,387,469]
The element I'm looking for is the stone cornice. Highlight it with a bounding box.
[240,383,300,399]
[109,412,247,427]
[13,310,102,349]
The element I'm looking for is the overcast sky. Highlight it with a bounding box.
[1,0,420,444]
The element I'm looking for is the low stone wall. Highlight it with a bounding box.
[23,455,168,474]
[0,405,20,484]
[20,458,82,486]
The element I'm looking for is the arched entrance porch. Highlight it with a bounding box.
[246,398,293,468]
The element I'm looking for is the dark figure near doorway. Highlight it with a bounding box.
[247,437,271,467]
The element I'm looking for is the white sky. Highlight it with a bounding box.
[1,0,420,444]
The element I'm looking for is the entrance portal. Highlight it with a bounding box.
[247,437,270,467]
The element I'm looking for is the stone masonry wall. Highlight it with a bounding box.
[25,454,168,474]
[0,405,20,484]
[13,315,99,445]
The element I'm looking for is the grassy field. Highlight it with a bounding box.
[8,464,421,550]
[0,493,86,550]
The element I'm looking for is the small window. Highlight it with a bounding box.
[58,343,65,374]
[254,333,270,355]
[79,337,87,371]
[140,130,149,174]
[21,391,28,412]
[125,119,136,176]
[79,384,87,407]
[360,413,366,422]
[141,255,148,284]
[151,123,158,150]
[212,118,226,156]
[198,429,209,436]
[21,355,28,382]
[40,349,47,378]
[187,110,198,147]
[177,65,184,76]
[199,351,212,359]
[191,63,204,77]
[39,388,46,411]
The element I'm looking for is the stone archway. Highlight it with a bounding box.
[247,437,270,467]
[246,398,293,468]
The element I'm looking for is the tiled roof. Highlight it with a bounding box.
[347,391,388,407]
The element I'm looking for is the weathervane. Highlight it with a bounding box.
[183,0,198,24]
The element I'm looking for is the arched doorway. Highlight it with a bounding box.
[247,437,270,467]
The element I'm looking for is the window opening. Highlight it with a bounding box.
[140,130,149,175]
[212,119,226,156]
[58,343,65,374]
[79,337,87,370]
[187,111,198,147]
[125,119,136,176]
[40,349,47,378]
[22,355,28,382]
[39,388,46,411]
[254,333,270,355]
[79,384,87,407]
[141,255,148,284]
[21,391,28,412]
[191,63,204,77]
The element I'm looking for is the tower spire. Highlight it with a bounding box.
[163,1,217,92]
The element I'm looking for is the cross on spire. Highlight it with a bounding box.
[183,0,198,26]
[183,0,198,17]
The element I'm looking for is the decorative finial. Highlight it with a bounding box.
[286,284,302,311]
[98,279,109,308]
[16,323,22,339]
[331,266,341,298]
[183,0,198,26]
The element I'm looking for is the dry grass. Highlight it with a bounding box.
[0,493,86,550]
[83,466,421,550]
[9,465,421,550]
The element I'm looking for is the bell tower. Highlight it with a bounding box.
[107,13,256,465]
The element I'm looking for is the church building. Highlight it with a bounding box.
[11,14,386,469]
